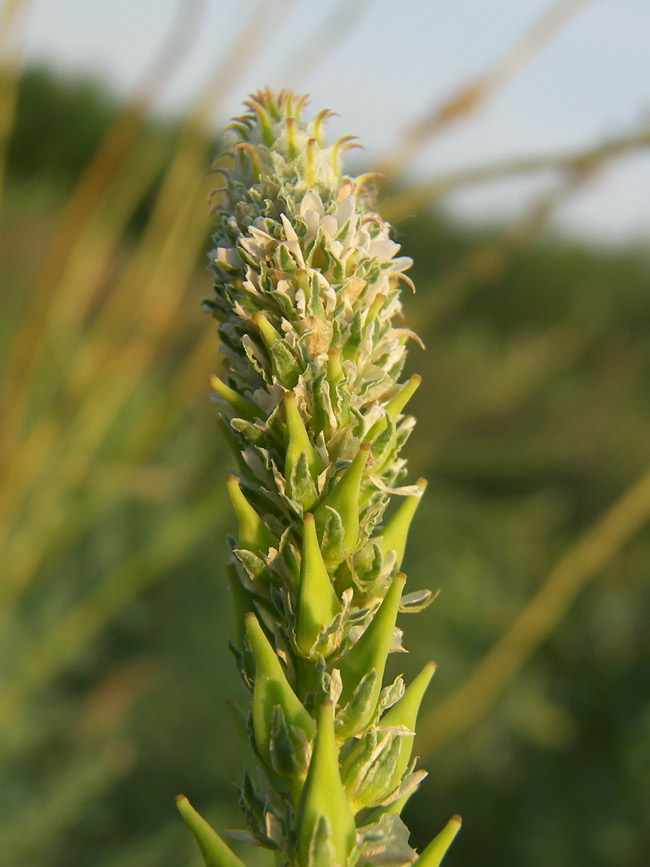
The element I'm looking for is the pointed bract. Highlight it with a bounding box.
[296,700,356,867]
[314,442,371,566]
[380,479,428,569]
[297,513,341,656]
[337,573,406,737]
[285,393,325,508]
[226,475,276,554]
[378,660,436,794]
[413,815,462,867]
[176,795,247,867]
[209,374,258,421]
[245,613,315,766]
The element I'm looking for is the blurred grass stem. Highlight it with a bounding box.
[419,460,650,756]
[378,0,594,177]
[382,123,650,221]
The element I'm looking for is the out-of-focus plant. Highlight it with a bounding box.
[176,89,461,867]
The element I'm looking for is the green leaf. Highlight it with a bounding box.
[341,728,402,812]
[233,548,270,585]
[342,310,363,360]
[277,242,298,273]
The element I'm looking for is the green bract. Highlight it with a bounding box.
[177,89,460,867]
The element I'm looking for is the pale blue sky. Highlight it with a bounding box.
[18,0,650,243]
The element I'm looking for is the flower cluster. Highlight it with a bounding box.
[176,88,460,867]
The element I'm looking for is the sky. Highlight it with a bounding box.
[14,0,650,244]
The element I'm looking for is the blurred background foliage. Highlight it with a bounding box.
[2,4,650,865]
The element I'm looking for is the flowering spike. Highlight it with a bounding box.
[295,700,356,867]
[326,347,344,387]
[175,795,247,867]
[215,418,249,477]
[314,442,371,565]
[245,613,315,767]
[354,172,386,194]
[340,660,436,814]
[337,573,406,737]
[187,90,459,867]
[413,816,463,867]
[206,166,230,185]
[297,513,341,656]
[380,478,428,568]
[225,475,276,554]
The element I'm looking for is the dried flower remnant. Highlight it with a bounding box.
[177,89,461,867]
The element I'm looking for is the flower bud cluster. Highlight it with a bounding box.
[177,89,460,867]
